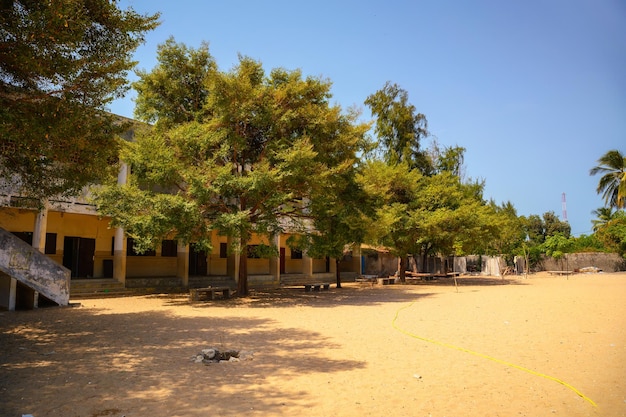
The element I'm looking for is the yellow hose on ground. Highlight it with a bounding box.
[392,302,597,407]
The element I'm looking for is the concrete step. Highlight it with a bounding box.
[70,279,131,299]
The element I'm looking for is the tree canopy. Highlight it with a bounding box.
[365,82,432,174]
[95,41,368,295]
[0,0,159,200]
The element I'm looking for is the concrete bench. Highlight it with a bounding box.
[546,271,574,276]
[304,283,331,292]
[190,287,235,301]
[355,275,378,283]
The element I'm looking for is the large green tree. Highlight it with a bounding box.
[0,0,159,201]
[95,44,367,295]
[590,149,626,209]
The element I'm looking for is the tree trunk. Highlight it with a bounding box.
[335,258,342,288]
[237,241,249,296]
[399,256,406,283]
[421,250,428,273]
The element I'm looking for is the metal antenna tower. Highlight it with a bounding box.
[561,192,568,222]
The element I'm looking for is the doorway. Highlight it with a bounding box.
[63,237,95,278]
[280,247,286,274]
[189,245,208,276]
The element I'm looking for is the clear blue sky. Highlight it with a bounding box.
[109,0,626,237]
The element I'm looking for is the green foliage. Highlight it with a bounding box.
[593,209,626,255]
[133,37,216,127]
[0,0,159,200]
[591,206,618,232]
[484,200,526,256]
[541,233,572,260]
[365,82,432,174]
[569,234,606,253]
[359,160,498,275]
[590,149,626,209]
[429,139,466,178]
[521,211,570,245]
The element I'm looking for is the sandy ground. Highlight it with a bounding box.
[1,272,625,417]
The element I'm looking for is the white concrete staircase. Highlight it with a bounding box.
[0,227,70,309]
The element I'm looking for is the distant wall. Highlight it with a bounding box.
[539,252,625,272]
[362,251,397,276]
[361,251,626,277]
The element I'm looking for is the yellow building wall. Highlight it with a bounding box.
[206,232,227,276]
[247,234,270,275]
[312,258,327,273]
[126,256,178,277]
[0,207,37,233]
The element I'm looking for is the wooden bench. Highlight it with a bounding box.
[304,283,331,292]
[190,286,235,301]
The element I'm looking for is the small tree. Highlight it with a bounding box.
[542,233,573,274]
[358,160,422,282]
[294,168,371,288]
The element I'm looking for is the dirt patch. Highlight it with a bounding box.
[1,273,624,416]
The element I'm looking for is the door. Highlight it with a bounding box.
[63,237,95,278]
[280,247,286,274]
[189,245,208,276]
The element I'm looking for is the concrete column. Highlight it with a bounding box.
[117,161,129,185]
[352,246,362,275]
[113,162,129,285]
[28,201,49,308]
[32,201,48,252]
[113,227,126,285]
[0,273,17,311]
[177,240,189,287]
[302,252,313,279]
[269,234,280,284]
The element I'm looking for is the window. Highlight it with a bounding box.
[11,231,32,245]
[291,249,303,259]
[161,240,177,257]
[219,242,228,258]
[247,245,260,259]
[127,238,156,256]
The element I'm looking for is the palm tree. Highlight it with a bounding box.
[591,207,616,232]
[590,150,626,209]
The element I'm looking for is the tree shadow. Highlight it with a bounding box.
[0,305,366,417]
[403,275,529,287]
[157,283,436,309]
